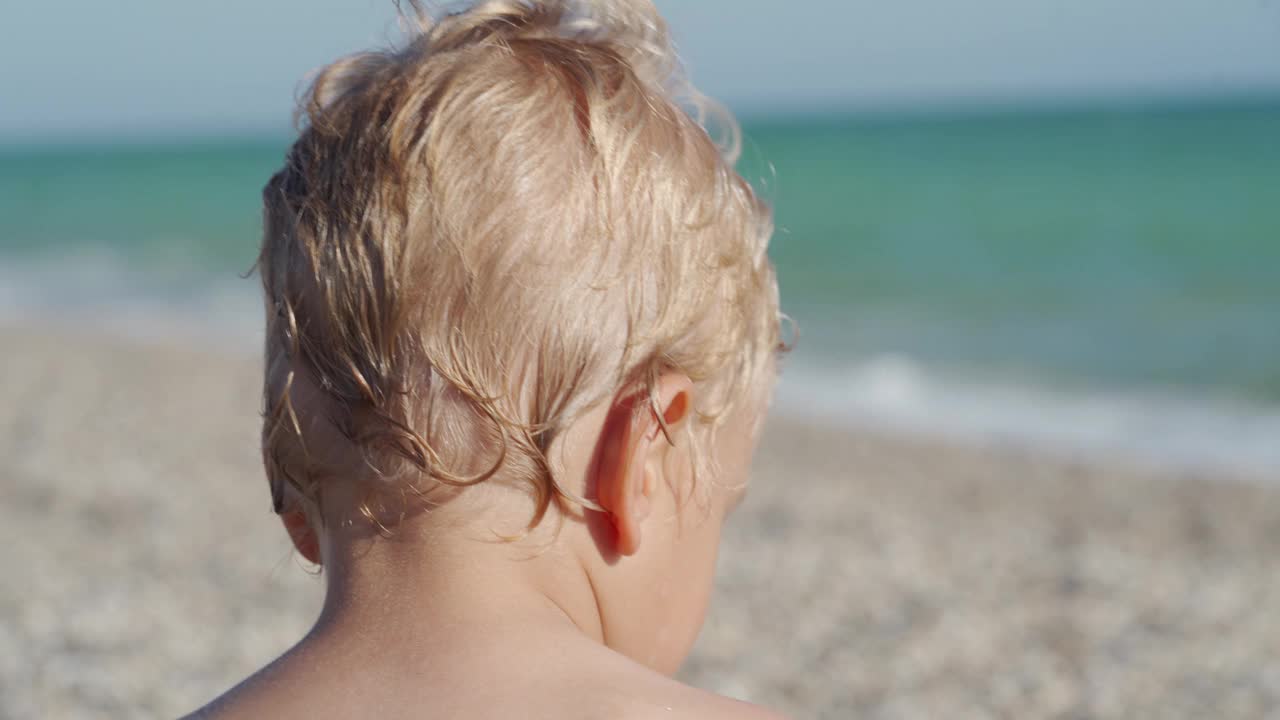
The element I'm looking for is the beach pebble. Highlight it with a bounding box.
[4,329,1280,719]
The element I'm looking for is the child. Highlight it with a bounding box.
[190,1,785,717]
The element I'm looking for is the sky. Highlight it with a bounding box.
[2,0,1279,140]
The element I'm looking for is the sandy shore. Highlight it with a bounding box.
[4,327,1280,719]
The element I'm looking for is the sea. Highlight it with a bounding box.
[2,98,1278,477]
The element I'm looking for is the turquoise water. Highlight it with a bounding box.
[2,100,1278,472]
[737,101,1280,404]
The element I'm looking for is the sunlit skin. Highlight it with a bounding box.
[189,370,785,720]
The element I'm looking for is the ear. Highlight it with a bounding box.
[280,507,321,566]
[595,372,694,556]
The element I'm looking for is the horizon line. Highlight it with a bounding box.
[4,86,1278,151]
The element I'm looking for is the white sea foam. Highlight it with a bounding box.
[4,259,1277,480]
[774,354,1280,480]
[0,253,263,354]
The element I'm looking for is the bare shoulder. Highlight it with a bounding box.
[669,689,789,720]
[610,675,789,720]
[720,700,790,720]
[183,635,790,720]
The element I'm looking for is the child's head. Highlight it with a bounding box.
[258,0,782,671]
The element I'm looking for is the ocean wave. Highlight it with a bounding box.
[774,354,1280,480]
[5,257,1277,480]
[0,252,263,353]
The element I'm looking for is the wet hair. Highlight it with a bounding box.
[259,0,783,530]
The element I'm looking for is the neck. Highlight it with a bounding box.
[308,512,607,653]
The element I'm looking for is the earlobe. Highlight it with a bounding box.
[280,508,321,565]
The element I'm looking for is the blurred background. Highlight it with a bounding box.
[3,1,1279,718]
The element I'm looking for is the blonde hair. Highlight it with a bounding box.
[259,0,782,529]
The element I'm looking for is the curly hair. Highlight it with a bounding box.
[258,0,783,532]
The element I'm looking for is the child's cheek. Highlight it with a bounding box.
[651,512,723,674]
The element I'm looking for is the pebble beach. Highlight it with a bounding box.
[4,326,1280,719]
